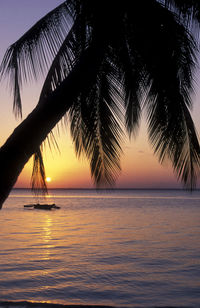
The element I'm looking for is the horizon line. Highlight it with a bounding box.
[13,187,198,191]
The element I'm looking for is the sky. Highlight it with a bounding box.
[0,0,200,189]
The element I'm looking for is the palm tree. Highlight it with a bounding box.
[0,0,200,208]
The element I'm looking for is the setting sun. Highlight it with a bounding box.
[46,177,52,183]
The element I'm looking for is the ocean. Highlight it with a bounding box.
[0,189,200,307]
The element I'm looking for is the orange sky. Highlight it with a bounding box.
[15,121,182,189]
[0,1,200,189]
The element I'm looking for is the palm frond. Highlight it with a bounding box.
[0,1,73,116]
[31,146,48,194]
[139,2,200,188]
[30,29,108,190]
[147,92,200,188]
[69,54,124,186]
[30,130,60,192]
[38,15,91,101]
[162,0,200,26]
[114,37,146,137]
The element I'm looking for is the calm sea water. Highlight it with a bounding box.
[0,189,200,307]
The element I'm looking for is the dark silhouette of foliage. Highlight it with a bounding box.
[1,0,200,206]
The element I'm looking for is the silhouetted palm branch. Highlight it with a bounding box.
[125,1,200,188]
[31,132,60,193]
[38,15,90,100]
[31,146,47,193]
[0,1,72,116]
[163,0,200,26]
[69,52,124,185]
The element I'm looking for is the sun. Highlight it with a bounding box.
[46,177,52,183]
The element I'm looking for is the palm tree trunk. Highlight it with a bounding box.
[0,42,105,208]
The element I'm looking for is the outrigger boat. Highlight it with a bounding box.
[24,203,60,210]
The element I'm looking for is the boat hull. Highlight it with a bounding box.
[24,204,60,210]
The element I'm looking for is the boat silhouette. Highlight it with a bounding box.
[24,203,60,210]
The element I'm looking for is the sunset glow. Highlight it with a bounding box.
[1,2,200,308]
[0,1,200,190]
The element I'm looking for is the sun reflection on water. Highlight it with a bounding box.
[41,215,54,261]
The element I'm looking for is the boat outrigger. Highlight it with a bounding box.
[24,203,60,210]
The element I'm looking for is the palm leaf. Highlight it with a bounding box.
[114,36,146,137]
[31,130,60,194]
[0,1,73,116]
[163,0,200,26]
[139,2,200,188]
[31,32,108,190]
[31,146,47,194]
[69,53,124,185]
[147,92,200,188]
[120,0,200,187]
[38,14,91,101]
